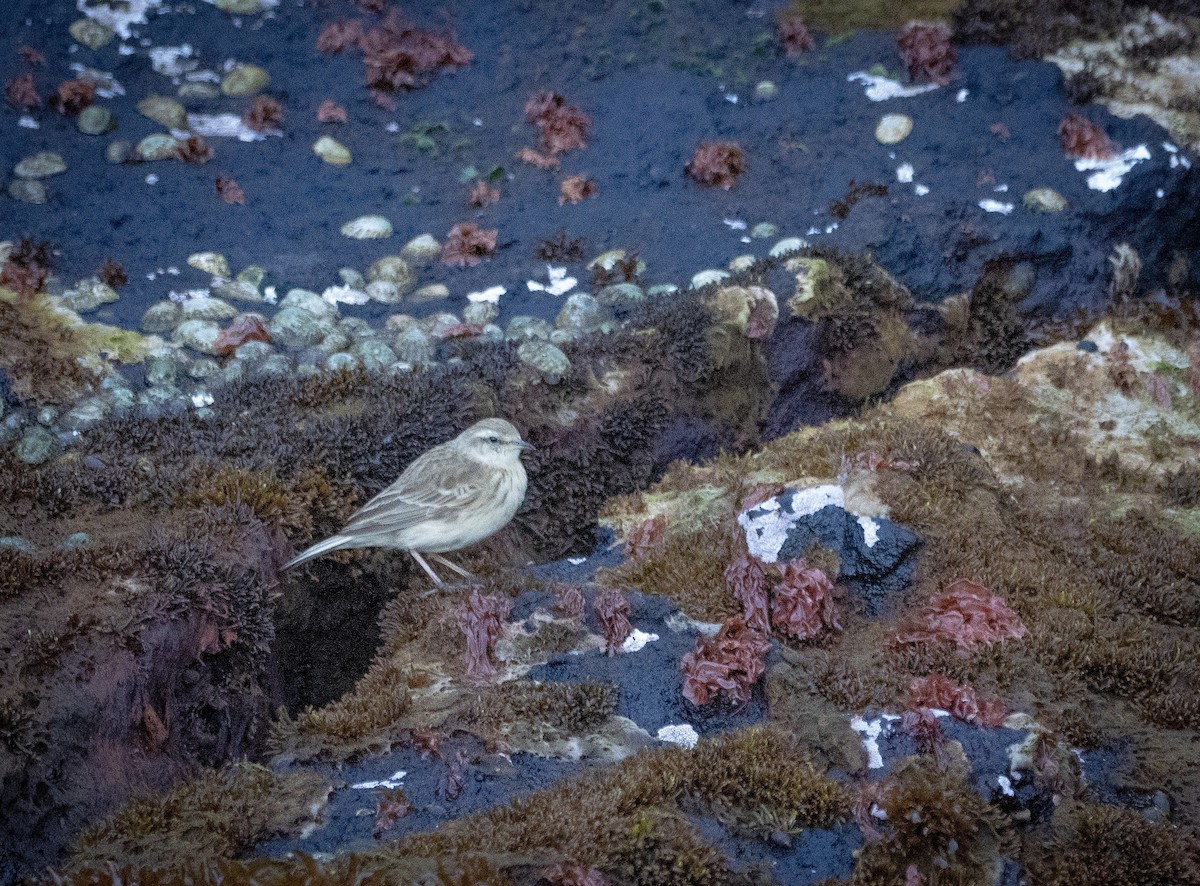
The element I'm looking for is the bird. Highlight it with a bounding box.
[283,418,534,585]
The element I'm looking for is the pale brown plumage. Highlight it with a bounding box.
[283,418,532,584]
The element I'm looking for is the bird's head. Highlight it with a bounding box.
[458,418,534,467]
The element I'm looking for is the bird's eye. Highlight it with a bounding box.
[488,436,500,443]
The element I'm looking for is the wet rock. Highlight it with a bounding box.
[341,215,392,239]
[518,340,571,384]
[365,280,401,304]
[400,233,441,266]
[215,0,265,12]
[77,105,114,135]
[595,283,645,307]
[15,151,66,179]
[187,358,221,379]
[62,398,109,431]
[589,249,645,278]
[16,426,58,465]
[136,134,179,161]
[875,113,913,145]
[138,95,189,130]
[690,269,730,288]
[105,140,131,163]
[317,330,352,354]
[352,339,397,371]
[62,278,119,313]
[257,354,292,376]
[394,326,435,365]
[1023,187,1068,213]
[178,82,221,101]
[188,251,231,278]
[728,255,757,273]
[173,319,222,355]
[506,316,553,340]
[463,301,498,325]
[751,222,778,239]
[233,340,272,362]
[145,356,177,387]
[270,308,327,351]
[367,256,416,292]
[770,236,809,257]
[754,80,778,101]
[140,300,181,333]
[8,179,47,204]
[181,296,238,322]
[408,283,449,304]
[313,135,351,166]
[69,17,114,49]
[278,288,337,322]
[423,312,462,338]
[555,293,611,336]
[325,351,359,372]
[220,63,270,96]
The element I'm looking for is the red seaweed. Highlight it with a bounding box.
[771,558,841,640]
[686,140,745,190]
[897,21,957,85]
[680,616,771,706]
[593,588,632,655]
[453,589,511,679]
[896,579,1027,651]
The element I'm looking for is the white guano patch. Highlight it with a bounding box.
[851,715,887,769]
[656,724,699,748]
[351,770,406,790]
[1075,144,1150,192]
[621,629,659,653]
[187,113,268,142]
[467,285,506,304]
[896,163,914,183]
[526,266,576,296]
[847,71,939,101]
[78,0,165,38]
[979,199,1014,215]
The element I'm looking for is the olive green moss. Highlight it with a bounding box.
[464,680,619,741]
[69,763,330,872]
[785,0,957,32]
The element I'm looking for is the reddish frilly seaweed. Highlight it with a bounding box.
[725,554,768,633]
[441,222,497,267]
[19,45,45,66]
[897,21,957,86]
[686,140,745,190]
[593,588,632,655]
[559,175,598,205]
[896,579,1027,651]
[552,583,586,622]
[625,514,666,559]
[244,95,283,132]
[681,616,771,706]
[771,558,841,640]
[316,99,348,123]
[1058,113,1118,161]
[49,78,95,115]
[98,258,127,289]
[524,91,590,156]
[372,787,410,837]
[907,673,1006,726]
[173,135,214,164]
[777,13,816,56]
[454,589,511,680]
[213,315,272,358]
[4,72,40,109]
[0,236,54,300]
[316,19,366,54]
[467,179,500,208]
[360,10,472,94]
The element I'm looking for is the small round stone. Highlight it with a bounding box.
[728,255,757,273]
[215,0,265,12]
[463,301,498,325]
[595,283,645,307]
[394,326,435,365]
[754,80,778,101]
[750,222,778,239]
[77,105,114,135]
[555,293,611,335]
[15,151,67,179]
[138,95,189,130]
[173,319,222,355]
[318,330,352,353]
[7,179,47,204]
[220,63,270,96]
[278,288,338,321]
[353,339,397,371]
[181,296,238,321]
[875,113,913,145]
[106,140,132,163]
[325,351,360,372]
[400,233,441,266]
[769,236,810,257]
[313,135,352,166]
[270,307,328,350]
[137,134,179,161]
[341,215,392,239]
[140,301,182,333]
[62,399,109,431]
[366,280,401,304]
[367,256,415,287]
[690,269,730,288]
[1023,187,1068,213]
[505,316,553,341]
[16,426,58,465]
[409,283,450,304]
[518,340,571,384]
[62,278,119,313]
[69,17,115,49]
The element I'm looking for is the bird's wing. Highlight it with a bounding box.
[338,445,486,537]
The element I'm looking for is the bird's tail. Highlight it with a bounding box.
[282,534,354,570]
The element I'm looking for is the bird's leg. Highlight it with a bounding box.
[430,553,475,580]
[408,550,445,587]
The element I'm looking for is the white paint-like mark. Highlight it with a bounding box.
[997,775,1015,797]
[526,266,576,296]
[657,724,699,748]
[322,285,369,306]
[149,44,194,77]
[191,391,213,408]
[18,115,38,129]
[78,0,165,39]
[956,88,968,102]
[994,183,1008,192]
[1157,188,1165,198]
[467,285,506,304]
[263,286,277,304]
[621,629,659,653]
[851,715,886,769]
[351,770,406,790]
[914,183,930,196]
[847,71,939,102]
[723,218,747,230]
[857,515,880,547]
[896,163,914,183]
[1163,142,1178,153]
[1075,144,1150,192]
[187,113,269,142]
[567,556,586,565]
[725,94,738,104]
[979,199,1014,215]
[145,174,158,185]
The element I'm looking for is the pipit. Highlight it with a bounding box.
[284,418,533,585]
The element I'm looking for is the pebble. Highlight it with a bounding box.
[463,301,498,325]
[76,105,113,135]
[318,330,352,354]
[137,134,179,161]
[341,215,392,239]
[257,354,292,376]
[394,326,435,365]
[8,180,47,204]
[409,283,450,304]
[145,356,177,386]
[140,300,181,333]
[750,222,778,239]
[59,532,92,550]
[690,269,730,288]
[234,340,272,362]
[16,426,58,465]
[220,63,270,96]
[365,280,402,304]
[138,95,189,130]
[173,319,222,355]
[325,352,360,372]
[69,17,115,49]
[178,82,221,102]
[518,341,571,384]
[728,255,757,273]
[769,236,810,257]
[1022,187,1068,213]
[62,399,109,431]
[875,113,914,145]
[62,278,119,313]
[188,358,222,379]
[186,251,229,279]
[181,296,237,322]
[105,140,132,164]
[215,0,265,12]
[367,256,416,289]
[754,81,779,101]
[400,234,441,266]
[15,151,67,179]
[278,288,338,322]
[313,135,352,166]
[270,307,327,350]
[588,249,646,278]
[595,283,645,307]
[506,316,553,341]
[555,293,611,336]
[353,339,398,371]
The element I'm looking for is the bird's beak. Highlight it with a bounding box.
[517,439,535,451]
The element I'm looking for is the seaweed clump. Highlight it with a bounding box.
[680,616,771,707]
[441,222,497,267]
[1059,113,1119,160]
[897,20,957,85]
[686,140,745,190]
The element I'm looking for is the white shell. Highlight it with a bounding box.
[340,215,393,240]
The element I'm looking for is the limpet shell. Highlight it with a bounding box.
[875,113,913,145]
